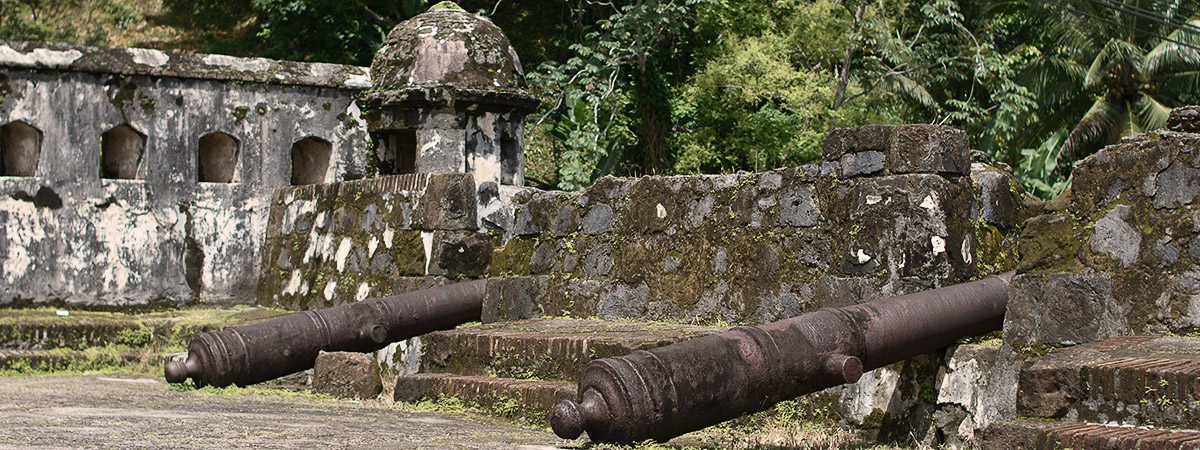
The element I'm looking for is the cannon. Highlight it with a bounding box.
[164,280,486,387]
[550,272,1014,444]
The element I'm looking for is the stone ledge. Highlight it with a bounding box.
[823,124,970,177]
[393,373,574,425]
[420,318,725,381]
[0,40,369,89]
[1017,336,1200,427]
[1041,422,1200,449]
[983,419,1200,449]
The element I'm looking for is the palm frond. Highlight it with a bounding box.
[1144,15,1200,81]
[1019,54,1086,105]
[1156,70,1200,104]
[1044,9,1100,58]
[1061,96,1125,162]
[1133,94,1171,132]
[881,73,938,110]
[1085,38,1146,90]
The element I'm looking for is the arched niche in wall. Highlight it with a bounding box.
[291,137,331,185]
[0,121,42,177]
[198,132,239,183]
[100,124,146,179]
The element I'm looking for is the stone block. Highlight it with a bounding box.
[1010,335,1200,427]
[933,344,1019,446]
[823,125,891,160]
[1168,105,1200,133]
[978,419,1057,450]
[514,191,579,237]
[624,177,679,233]
[886,125,969,175]
[839,151,886,177]
[970,166,1019,229]
[1003,271,1129,347]
[482,276,545,323]
[427,231,493,278]
[777,184,820,227]
[415,126,467,173]
[581,204,613,235]
[312,351,382,400]
[416,174,477,230]
[1089,205,1140,267]
[390,276,449,296]
[581,244,614,276]
[1153,161,1200,209]
[1015,213,1081,273]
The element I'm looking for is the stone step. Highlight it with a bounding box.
[0,309,145,350]
[1018,336,1200,428]
[983,419,1200,449]
[0,307,292,351]
[393,373,575,425]
[419,318,726,381]
[0,348,144,373]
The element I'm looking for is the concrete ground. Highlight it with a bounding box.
[0,374,571,449]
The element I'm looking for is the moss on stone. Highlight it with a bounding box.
[429,1,465,11]
[975,221,1018,274]
[138,96,155,115]
[491,237,536,277]
[1016,213,1085,273]
[391,230,427,276]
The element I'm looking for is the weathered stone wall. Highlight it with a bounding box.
[1005,107,1200,348]
[260,124,1025,321]
[259,173,504,309]
[0,41,369,307]
[486,124,1022,324]
[256,123,1028,445]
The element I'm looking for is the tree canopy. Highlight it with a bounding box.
[2,0,1198,196]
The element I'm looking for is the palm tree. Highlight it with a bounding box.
[1014,0,1200,195]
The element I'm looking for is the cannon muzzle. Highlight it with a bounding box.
[165,279,486,387]
[551,272,1014,444]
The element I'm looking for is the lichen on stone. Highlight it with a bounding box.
[429,1,465,10]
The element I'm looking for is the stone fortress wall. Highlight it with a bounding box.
[6,3,1200,446]
[0,40,370,307]
[256,122,1030,443]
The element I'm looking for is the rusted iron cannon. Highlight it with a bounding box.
[164,280,486,387]
[551,272,1015,444]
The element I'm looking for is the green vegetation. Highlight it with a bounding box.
[0,306,291,377]
[167,382,335,400]
[2,0,1197,196]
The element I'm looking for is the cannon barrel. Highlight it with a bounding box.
[550,272,1014,444]
[164,280,486,387]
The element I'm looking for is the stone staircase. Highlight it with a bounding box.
[392,318,726,424]
[982,336,1200,449]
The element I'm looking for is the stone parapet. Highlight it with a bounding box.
[258,173,489,309]
[0,51,368,306]
[1008,120,1200,346]
[823,124,971,177]
[0,40,369,88]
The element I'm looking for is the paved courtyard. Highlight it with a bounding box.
[0,375,570,449]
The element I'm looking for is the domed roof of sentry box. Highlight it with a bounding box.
[370,2,527,93]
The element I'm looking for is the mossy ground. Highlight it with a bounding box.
[0,306,291,377]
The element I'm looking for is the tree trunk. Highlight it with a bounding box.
[830,4,864,130]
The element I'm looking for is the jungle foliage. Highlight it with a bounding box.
[1,0,1198,196]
